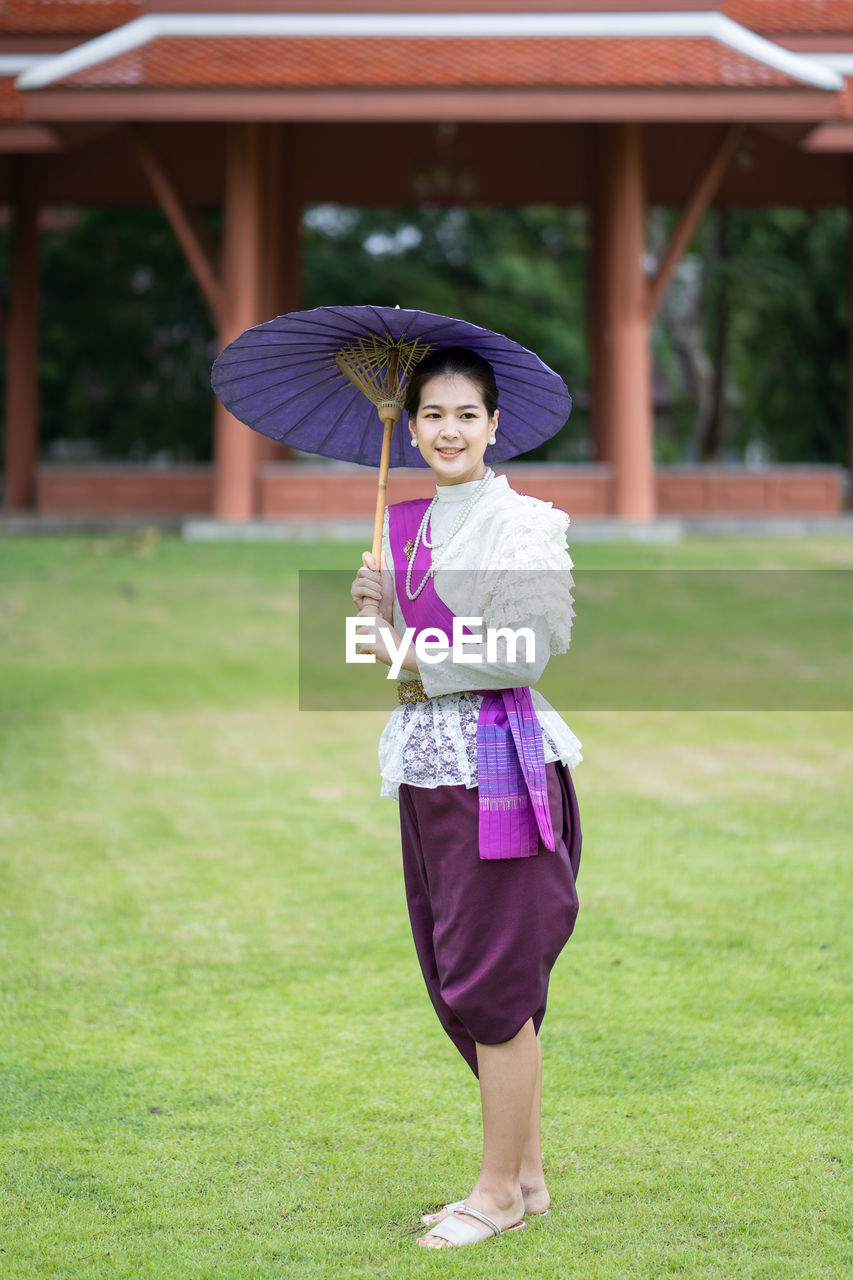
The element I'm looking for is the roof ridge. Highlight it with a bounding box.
[14,10,845,93]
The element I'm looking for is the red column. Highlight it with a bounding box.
[848,159,853,503]
[261,124,300,320]
[255,123,300,466]
[3,156,41,510]
[587,126,608,464]
[213,123,266,520]
[595,123,655,520]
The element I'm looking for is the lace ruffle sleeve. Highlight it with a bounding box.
[477,498,575,656]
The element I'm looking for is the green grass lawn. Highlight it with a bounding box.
[1,532,851,1279]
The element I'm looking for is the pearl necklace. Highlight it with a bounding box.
[405,469,493,601]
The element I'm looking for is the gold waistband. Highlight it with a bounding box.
[397,678,431,705]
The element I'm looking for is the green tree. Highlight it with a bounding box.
[302,203,589,460]
[650,205,848,466]
[34,207,217,461]
[722,206,848,464]
[2,201,846,467]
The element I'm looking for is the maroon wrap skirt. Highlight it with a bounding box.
[398,760,581,1076]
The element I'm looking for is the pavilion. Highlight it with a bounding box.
[3,0,853,522]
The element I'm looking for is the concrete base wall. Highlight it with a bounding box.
[257,463,615,518]
[30,461,845,518]
[656,466,844,515]
[36,465,215,515]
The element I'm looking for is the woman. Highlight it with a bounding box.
[350,346,582,1250]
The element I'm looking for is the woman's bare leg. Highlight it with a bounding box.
[519,1032,550,1214]
[421,1029,550,1228]
[418,1018,538,1248]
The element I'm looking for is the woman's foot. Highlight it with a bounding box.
[418,1189,526,1249]
[420,1183,548,1229]
[417,1206,526,1249]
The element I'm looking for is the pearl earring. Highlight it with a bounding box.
[488,433,496,445]
[410,437,419,448]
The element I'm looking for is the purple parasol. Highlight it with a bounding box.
[211,303,572,556]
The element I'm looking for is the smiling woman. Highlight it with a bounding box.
[405,346,499,486]
[350,343,583,1251]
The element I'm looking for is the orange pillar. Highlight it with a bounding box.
[587,126,608,463]
[255,123,300,465]
[3,156,41,510]
[596,123,655,520]
[260,123,300,321]
[848,159,853,501]
[213,123,266,520]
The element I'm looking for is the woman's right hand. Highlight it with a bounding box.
[351,549,394,624]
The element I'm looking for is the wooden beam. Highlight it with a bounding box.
[3,156,41,510]
[645,123,744,320]
[597,122,655,520]
[128,125,227,330]
[28,86,836,126]
[847,156,853,502]
[213,122,266,520]
[587,124,608,462]
[255,123,300,463]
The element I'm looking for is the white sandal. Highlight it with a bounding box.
[420,1199,466,1227]
[421,1198,549,1226]
[417,1203,526,1248]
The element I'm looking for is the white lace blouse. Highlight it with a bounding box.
[377,469,583,799]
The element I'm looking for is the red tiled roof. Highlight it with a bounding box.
[0,0,141,36]
[724,1,853,35]
[55,36,804,90]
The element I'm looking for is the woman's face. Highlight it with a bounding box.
[409,372,498,487]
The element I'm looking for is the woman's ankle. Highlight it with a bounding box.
[519,1162,546,1192]
[470,1177,524,1215]
[520,1175,550,1212]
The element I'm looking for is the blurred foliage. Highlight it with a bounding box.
[0,201,847,464]
[301,204,589,461]
[40,208,216,461]
[722,207,848,464]
[653,206,848,465]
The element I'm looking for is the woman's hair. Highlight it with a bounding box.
[404,346,499,418]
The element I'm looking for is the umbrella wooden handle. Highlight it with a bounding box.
[371,415,395,565]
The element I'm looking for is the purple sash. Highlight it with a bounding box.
[389,498,556,861]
